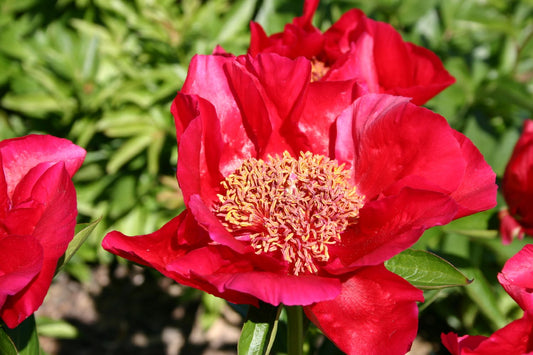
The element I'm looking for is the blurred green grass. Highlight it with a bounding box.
[1,0,533,352]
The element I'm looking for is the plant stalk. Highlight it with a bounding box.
[286,305,303,355]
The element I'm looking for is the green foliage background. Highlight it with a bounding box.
[1,0,533,353]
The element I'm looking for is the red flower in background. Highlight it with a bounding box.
[248,0,455,105]
[0,135,86,328]
[499,120,533,244]
[442,245,533,354]
[102,53,496,354]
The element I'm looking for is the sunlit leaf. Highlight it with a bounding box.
[385,249,471,289]
[239,303,281,355]
[36,317,78,339]
[56,217,102,273]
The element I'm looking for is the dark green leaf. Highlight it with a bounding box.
[3,315,40,355]
[385,249,471,289]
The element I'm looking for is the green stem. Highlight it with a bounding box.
[286,305,304,355]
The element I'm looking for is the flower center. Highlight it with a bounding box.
[311,58,329,82]
[214,151,364,275]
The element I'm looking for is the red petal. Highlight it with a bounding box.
[103,212,258,305]
[249,1,323,60]
[449,131,497,218]
[498,245,533,311]
[248,21,271,56]
[103,212,193,269]
[0,135,85,199]
[305,265,423,355]
[442,313,533,354]
[295,79,361,156]
[1,163,77,328]
[384,43,456,105]
[293,0,319,30]
[0,154,8,217]
[327,188,457,270]
[324,36,380,93]
[502,120,533,231]
[0,235,43,316]
[499,208,525,244]
[175,99,225,206]
[441,332,488,354]
[364,18,455,105]
[335,94,465,201]
[178,54,256,173]
[187,194,250,253]
[222,271,341,306]
[322,9,367,60]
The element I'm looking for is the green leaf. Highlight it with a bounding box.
[463,268,508,329]
[0,326,17,355]
[36,317,78,339]
[106,134,153,174]
[217,0,258,43]
[385,249,471,289]
[3,315,40,355]
[200,294,226,330]
[447,229,498,239]
[238,303,281,355]
[56,218,101,273]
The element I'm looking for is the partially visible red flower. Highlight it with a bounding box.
[442,244,533,354]
[500,120,533,244]
[103,53,495,354]
[248,0,455,105]
[0,135,86,328]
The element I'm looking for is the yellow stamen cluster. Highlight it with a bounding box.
[215,151,364,275]
[311,58,329,82]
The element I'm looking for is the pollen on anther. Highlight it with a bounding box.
[214,151,364,275]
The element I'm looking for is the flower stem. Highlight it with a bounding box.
[286,305,303,355]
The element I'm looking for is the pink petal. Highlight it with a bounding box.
[1,162,77,328]
[498,245,533,311]
[305,265,423,355]
[0,135,85,199]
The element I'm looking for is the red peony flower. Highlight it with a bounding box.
[442,244,533,354]
[248,0,455,105]
[103,53,495,354]
[499,120,533,244]
[0,135,86,328]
